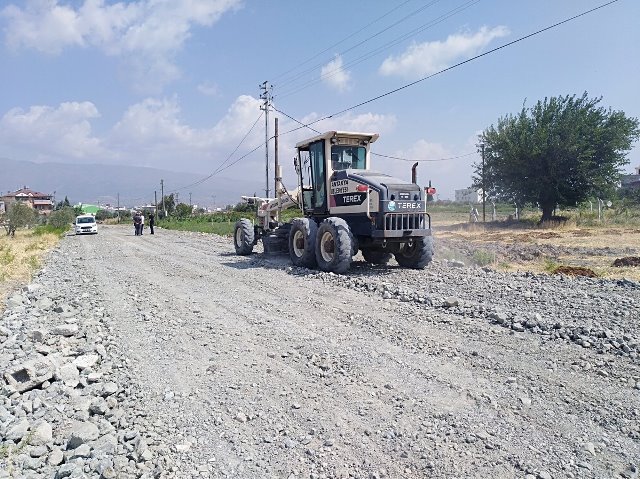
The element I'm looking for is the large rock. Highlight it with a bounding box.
[73,354,99,370]
[29,421,53,446]
[4,358,54,393]
[57,363,80,387]
[51,324,79,337]
[6,418,30,441]
[67,421,100,449]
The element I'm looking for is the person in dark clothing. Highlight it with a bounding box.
[133,212,142,235]
[148,213,155,235]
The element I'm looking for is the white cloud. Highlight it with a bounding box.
[109,94,263,168]
[1,0,242,91]
[198,81,219,97]
[320,54,352,92]
[0,101,105,160]
[0,95,401,193]
[292,111,397,138]
[379,26,510,78]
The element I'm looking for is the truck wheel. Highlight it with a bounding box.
[315,217,353,274]
[289,218,317,268]
[394,236,433,269]
[361,248,392,265]
[234,219,255,255]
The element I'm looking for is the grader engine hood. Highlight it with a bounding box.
[329,169,425,213]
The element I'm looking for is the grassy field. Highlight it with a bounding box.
[158,208,304,236]
[0,226,66,310]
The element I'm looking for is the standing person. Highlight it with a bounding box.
[140,213,144,235]
[148,213,155,235]
[133,211,142,235]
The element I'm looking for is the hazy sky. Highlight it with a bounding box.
[1,0,638,201]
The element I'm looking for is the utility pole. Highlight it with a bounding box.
[117,193,120,224]
[274,117,281,221]
[259,81,273,198]
[189,192,192,208]
[154,190,158,217]
[161,179,166,217]
[480,143,486,222]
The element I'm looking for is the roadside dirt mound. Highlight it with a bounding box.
[613,256,640,267]
[553,265,598,277]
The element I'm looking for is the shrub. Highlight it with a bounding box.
[472,249,495,266]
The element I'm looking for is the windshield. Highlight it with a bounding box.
[331,146,366,170]
[77,217,95,224]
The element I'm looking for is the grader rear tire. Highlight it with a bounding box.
[315,217,353,274]
[233,219,255,255]
[289,218,317,268]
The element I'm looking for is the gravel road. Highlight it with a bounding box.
[2,224,639,479]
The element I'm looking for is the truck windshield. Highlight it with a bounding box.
[331,146,366,170]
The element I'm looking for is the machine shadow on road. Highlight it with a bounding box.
[220,253,400,277]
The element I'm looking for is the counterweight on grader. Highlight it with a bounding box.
[233,131,434,274]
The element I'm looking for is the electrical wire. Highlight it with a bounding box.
[270,0,413,84]
[271,106,321,134]
[372,151,477,162]
[275,0,479,100]
[168,112,264,193]
[275,0,442,90]
[271,107,475,163]
[278,0,620,137]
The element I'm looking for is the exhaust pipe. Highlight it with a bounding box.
[411,162,418,184]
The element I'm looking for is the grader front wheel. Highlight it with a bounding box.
[288,218,318,268]
[315,217,353,274]
[233,219,255,255]
[394,236,433,269]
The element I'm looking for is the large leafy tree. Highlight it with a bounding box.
[474,93,639,221]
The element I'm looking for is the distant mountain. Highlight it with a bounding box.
[0,157,262,209]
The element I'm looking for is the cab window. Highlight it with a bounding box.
[331,146,366,170]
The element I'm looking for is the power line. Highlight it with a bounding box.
[278,0,620,137]
[276,0,478,100]
[270,0,414,84]
[275,0,443,91]
[169,112,264,193]
[271,106,321,134]
[372,151,477,162]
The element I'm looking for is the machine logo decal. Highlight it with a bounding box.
[331,193,366,207]
[388,201,396,211]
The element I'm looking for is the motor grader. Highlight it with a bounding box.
[233,131,434,274]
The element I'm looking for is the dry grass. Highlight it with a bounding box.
[0,230,61,311]
[435,221,640,281]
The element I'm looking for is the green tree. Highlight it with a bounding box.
[55,196,71,210]
[161,194,175,216]
[48,207,76,229]
[175,203,192,219]
[474,93,640,221]
[4,203,38,236]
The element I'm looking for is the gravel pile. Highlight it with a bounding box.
[1,247,173,478]
[288,259,640,365]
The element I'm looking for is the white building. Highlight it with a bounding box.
[454,188,483,203]
[621,166,640,190]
